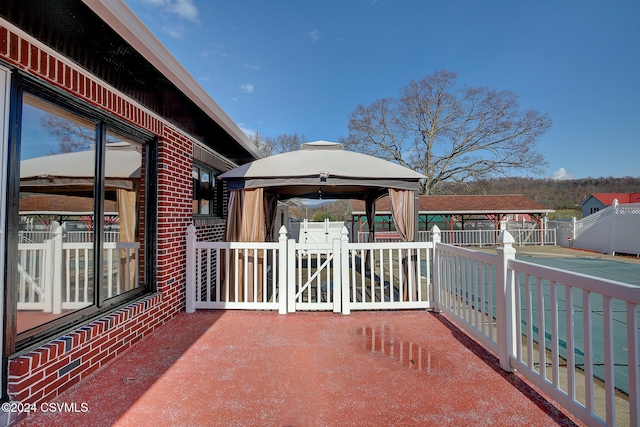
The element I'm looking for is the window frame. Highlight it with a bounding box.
[192,162,223,217]
[4,70,157,354]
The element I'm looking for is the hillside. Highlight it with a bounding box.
[437,176,640,211]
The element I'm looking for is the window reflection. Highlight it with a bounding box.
[103,132,144,299]
[18,94,97,333]
[192,165,220,216]
[16,94,146,336]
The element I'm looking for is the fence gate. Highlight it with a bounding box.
[287,239,342,313]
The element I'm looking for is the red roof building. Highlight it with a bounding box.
[580,193,640,217]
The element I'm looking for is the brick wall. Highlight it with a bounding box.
[1,22,224,422]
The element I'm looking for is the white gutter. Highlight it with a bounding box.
[81,0,263,161]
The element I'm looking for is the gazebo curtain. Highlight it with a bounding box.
[116,188,137,291]
[389,188,415,241]
[389,188,417,301]
[224,188,265,242]
[223,188,265,302]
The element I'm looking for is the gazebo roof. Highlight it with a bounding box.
[219,141,425,200]
[19,195,118,216]
[20,142,141,192]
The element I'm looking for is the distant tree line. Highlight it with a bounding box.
[437,176,640,210]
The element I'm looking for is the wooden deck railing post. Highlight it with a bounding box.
[278,226,288,315]
[496,230,517,371]
[185,224,197,313]
[431,225,441,313]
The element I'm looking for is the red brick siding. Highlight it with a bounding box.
[0,24,234,421]
[7,295,164,411]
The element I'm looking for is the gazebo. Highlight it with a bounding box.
[219,141,426,243]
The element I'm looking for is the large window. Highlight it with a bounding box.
[6,80,154,350]
[193,164,222,216]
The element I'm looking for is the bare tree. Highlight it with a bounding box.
[341,70,551,194]
[41,114,123,154]
[264,133,306,155]
[249,132,306,157]
[40,114,95,153]
[248,131,274,157]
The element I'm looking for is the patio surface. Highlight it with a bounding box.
[17,310,584,427]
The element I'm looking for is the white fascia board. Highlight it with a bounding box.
[81,0,263,161]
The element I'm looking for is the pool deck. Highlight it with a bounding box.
[16,310,583,427]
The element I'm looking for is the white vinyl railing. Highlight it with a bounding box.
[434,231,639,427]
[185,224,287,313]
[18,229,120,243]
[17,225,140,313]
[344,241,434,312]
[187,225,435,314]
[359,228,556,246]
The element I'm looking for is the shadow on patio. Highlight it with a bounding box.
[17,310,583,426]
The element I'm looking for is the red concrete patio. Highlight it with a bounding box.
[17,310,583,426]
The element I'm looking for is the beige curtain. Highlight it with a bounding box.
[224,188,265,242]
[389,188,417,301]
[117,188,137,291]
[223,188,265,302]
[389,188,415,241]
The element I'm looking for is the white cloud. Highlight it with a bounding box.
[551,168,573,180]
[309,30,323,43]
[162,24,185,39]
[239,83,254,93]
[140,0,199,22]
[239,126,256,138]
[199,46,230,58]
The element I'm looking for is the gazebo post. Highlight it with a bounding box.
[413,190,419,242]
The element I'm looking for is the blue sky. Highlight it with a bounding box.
[124,0,640,180]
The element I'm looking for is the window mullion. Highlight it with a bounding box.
[95,122,107,307]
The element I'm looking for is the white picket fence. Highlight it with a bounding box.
[186,223,639,426]
[17,225,139,313]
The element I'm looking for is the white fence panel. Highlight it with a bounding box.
[16,242,50,311]
[435,242,501,354]
[185,225,287,313]
[344,241,434,313]
[17,226,139,313]
[571,201,640,255]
